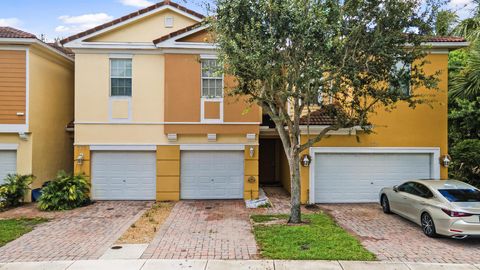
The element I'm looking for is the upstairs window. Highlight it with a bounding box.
[201,59,223,98]
[110,59,132,96]
[390,60,411,96]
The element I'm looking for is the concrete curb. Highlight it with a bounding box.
[0,259,479,270]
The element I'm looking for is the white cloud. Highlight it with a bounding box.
[55,13,113,33]
[449,0,476,20]
[0,18,22,28]
[119,0,154,8]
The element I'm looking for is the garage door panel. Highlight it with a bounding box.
[91,151,156,200]
[314,153,432,203]
[0,151,16,184]
[180,151,244,199]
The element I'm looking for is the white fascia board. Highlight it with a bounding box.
[89,145,157,151]
[64,42,157,50]
[0,38,73,62]
[180,144,246,151]
[62,5,203,47]
[0,144,18,150]
[423,42,470,49]
[0,125,28,133]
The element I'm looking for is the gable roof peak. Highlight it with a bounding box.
[60,0,204,45]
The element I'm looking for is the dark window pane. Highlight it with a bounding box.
[439,189,480,202]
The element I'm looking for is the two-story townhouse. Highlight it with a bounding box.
[62,1,468,204]
[0,27,74,191]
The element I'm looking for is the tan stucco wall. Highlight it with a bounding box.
[75,53,165,123]
[296,53,449,203]
[88,10,197,43]
[28,46,74,188]
[0,134,32,176]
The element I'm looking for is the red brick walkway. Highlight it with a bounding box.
[320,203,480,264]
[0,201,150,262]
[142,200,258,260]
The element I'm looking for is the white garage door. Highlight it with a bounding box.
[181,151,244,199]
[0,151,16,184]
[314,153,432,203]
[91,151,156,200]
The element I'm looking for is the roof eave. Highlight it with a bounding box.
[0,38,74,62]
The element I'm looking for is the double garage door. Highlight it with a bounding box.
[0,151,16,184]
[91,150,244,200]
[313,152,433,203]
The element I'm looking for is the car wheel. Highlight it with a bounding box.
[421,213,437,237]
[381,195,391,214]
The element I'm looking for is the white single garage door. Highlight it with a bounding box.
[181,151,244,199]
[91,151,156,200]
[314,153,432,203]
[0,151,16,184]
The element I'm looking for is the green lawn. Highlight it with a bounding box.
[0,218,48,247]
[251,214,376,260]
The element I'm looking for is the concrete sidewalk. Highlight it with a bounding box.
[0,259,479,270]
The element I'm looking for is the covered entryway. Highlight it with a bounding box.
[91,151,156,200]
[311,148,440,203]
[0,150,16,184]
[180,150,244,199]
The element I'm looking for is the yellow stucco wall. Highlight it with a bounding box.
[87,10,197,43]
[296,53,449,203]
[156,145,180,201]
[28,46,74,188]
[244,145,259,200]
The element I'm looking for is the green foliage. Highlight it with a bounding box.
[435,10,458,36]
[0,218,47,247]
[252,214,376,260]
[38,171,90,211]
[450,43,480,99]
[448,97,480,144]
[449,139,480,186]
[0,174,34,208]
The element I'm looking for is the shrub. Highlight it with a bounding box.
[38,171,90,211]
[449,139,480,187]
[0,174,34,208]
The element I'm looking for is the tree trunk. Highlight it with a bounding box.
[288,152,302,223]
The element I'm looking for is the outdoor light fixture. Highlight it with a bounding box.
[441,154,451,168]
[76,153,85,165]
[301,154,312,167]
[249,146,255,157]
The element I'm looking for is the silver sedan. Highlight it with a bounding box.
[379,180,480,238]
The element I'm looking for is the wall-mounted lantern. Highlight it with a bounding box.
[249,146,255,158]
[301,154,312,167]
[441,154,451,168]
[76,153,85,165]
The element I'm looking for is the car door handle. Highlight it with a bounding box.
[420,201,427,206]
[402,196,407,199]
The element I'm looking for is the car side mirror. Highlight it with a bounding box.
[393,186,398,192]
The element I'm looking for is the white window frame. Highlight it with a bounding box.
[308,147,441,204]
[200,55,224,123]
[109,57,132,97]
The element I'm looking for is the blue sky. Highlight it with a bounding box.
[0,0,476,42]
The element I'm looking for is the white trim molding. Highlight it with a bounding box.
[200,98,224,123]
[0,144,18,150]
[308,147,441,204]
[180,144,245,151]
[0,125,28,133]
[74,121,260,125]
[90,145,156,151]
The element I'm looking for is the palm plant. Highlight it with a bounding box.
[452,0,480,42]
[450,42,480,99]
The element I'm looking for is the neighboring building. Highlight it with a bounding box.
[62,1,468,203]
[0,27,74,190]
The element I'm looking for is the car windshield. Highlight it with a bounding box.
[438,189,480,202]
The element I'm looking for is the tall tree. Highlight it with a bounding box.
[453,0,480,42]
[435,10,458,36]
[450,42,480,99]
[211,0,439,223]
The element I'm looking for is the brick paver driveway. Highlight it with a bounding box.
[142,200,258,260]
[0,201,150,262]
[321,203,480,264]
